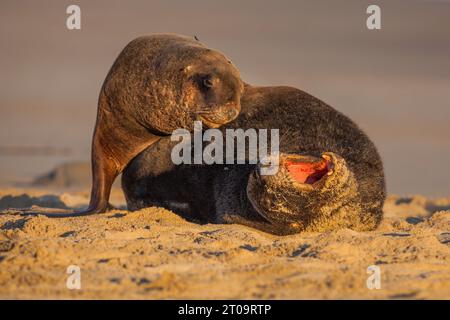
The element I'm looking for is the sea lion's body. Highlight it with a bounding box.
[60,34,243,216]
[123,85,386,235]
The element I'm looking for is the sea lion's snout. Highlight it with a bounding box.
[198,102,240,128]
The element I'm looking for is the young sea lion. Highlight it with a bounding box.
[122,85,386,235]
[56,34,244,216]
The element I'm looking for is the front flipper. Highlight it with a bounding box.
[40,100,160,218]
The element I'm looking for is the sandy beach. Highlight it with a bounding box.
[1,0,449,300]
[0,187,449,299]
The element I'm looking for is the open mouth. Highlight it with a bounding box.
[283,154,334,185]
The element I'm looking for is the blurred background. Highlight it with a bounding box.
[0,0,449,196]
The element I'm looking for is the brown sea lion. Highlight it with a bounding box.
[122,85,386,235]
[53,34,244,217]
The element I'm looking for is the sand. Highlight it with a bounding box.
[2,1,450,197]
[1,0,449,300]
[0,188,449,299]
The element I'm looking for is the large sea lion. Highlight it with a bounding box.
[55,34,244,216]
[122,85,386,235]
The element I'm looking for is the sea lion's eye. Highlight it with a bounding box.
[202,76,214,89]
[192,74,214,90]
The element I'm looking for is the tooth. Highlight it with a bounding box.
[327,170,334,176]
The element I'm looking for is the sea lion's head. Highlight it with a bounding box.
[178,49,244,130]
[105,35,244,134]
[246,152,362,234]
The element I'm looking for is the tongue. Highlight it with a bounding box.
[284,160,328,184]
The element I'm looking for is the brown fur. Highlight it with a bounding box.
[123,85,386,234]
[51,34,244,217]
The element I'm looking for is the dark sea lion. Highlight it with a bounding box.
[53,34,244,217]
[122,85,386,235]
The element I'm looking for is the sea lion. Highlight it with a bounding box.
[54,34,244,216]
[122,85,386,235]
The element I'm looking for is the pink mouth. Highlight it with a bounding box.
[284,157,331,184]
